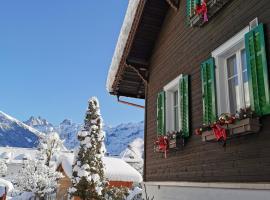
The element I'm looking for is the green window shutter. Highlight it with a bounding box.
[186,0,201,25]
[157,91,166,135]
[201,57,217,124]
[186,0,192,18]
[186,0,200,17]
[245,23,270,115]
[179,75,190,138]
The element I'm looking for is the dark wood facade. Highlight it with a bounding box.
[145,0,270,182]
[109,0,270,183]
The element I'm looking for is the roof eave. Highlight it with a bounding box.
[106,0,145,94]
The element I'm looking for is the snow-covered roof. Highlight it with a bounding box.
[120,138,144,163]
[0,178,14,193]
[0,147,39,163]
[103,156,142,183]
[57,153,142,183]
[106,0,141,93]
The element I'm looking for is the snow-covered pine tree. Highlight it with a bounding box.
[38,131,63,166]
[70,97,106,200]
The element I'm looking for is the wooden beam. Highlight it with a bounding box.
[126,64,148,85]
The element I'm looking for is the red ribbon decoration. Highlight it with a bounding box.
[196,0,208,22]
[155,136,169,158]
[211,123,227,142]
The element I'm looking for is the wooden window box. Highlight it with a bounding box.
[201,118,261,142]
[168,132,185,150]
[169,137,184,149]
[190,0,231,27]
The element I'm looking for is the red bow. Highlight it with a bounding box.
[155,136,169,158]
[196,0,208,22]
[211,123,227,142]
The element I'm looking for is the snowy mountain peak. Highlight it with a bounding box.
[0,111,44,148]
[60,119,72,126]
[0,111,44,138]
[24,116,54,134]
[25,116,52,127]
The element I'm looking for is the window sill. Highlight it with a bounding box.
[201,118,261,142]
[190,0,231,27]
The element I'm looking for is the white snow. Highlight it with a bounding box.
[121,138,144,163]
[57,153,142,183]
[106,0,141,92]
[15,160,63,197]
[104,156,142,183]
[120,138,144,175]
[0,147,39,164]
[1,152,12,160]
[11,192,34,200]
[127,186,143,200]
[0,178,14,193]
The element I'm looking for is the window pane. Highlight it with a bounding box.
[228,77,241,113]
[174,107,179,131]
[174,91,179,131]
[227,55,241,113]
[174,91,178,107]
[241,49,250,107]
[227,55,238,77]
[241,49,247,71]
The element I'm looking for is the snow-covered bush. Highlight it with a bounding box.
[70,97,107,200]
[38,131,63,166]
[105,186,129,200]
[0,159,7,177]
[15,160,63,199]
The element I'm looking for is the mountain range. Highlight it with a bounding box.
[0,111,43,148]
[0,111,144,156]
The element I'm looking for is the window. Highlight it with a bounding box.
[164,76,181,132]
[225,49,250,113]
[212,27,251,115]
[173,90,179,131]
[157,75,190,137]
[202,23,270,124]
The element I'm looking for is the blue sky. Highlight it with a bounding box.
[0,1,144,126]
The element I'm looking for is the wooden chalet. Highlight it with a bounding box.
[107,0,270,199]
[55,154,142,200]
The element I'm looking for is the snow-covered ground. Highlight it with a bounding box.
[0,147,143,199]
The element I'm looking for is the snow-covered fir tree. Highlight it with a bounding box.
[15,160,63,199]
[70,97,107,200]
[0,159,7,177]
[38,131,64,166]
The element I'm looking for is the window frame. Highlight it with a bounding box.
[164,75,182,132]
[212,26,250,115]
